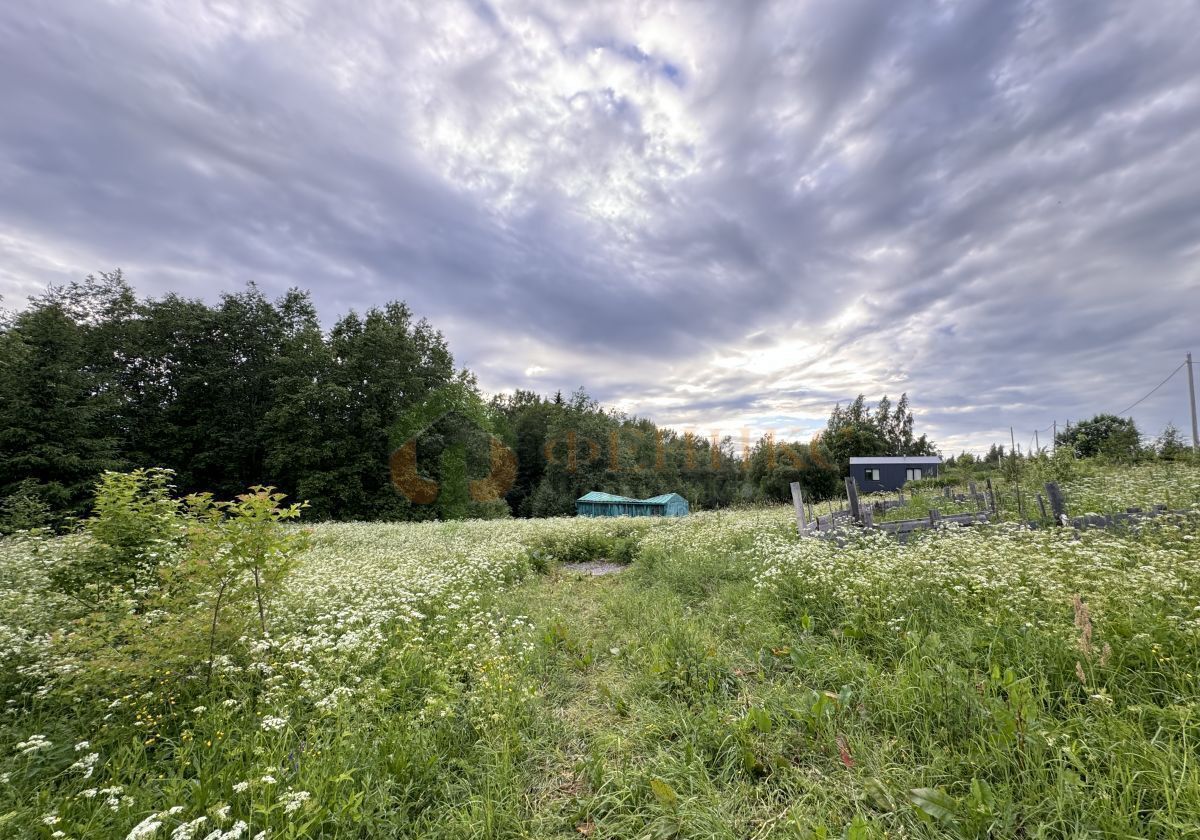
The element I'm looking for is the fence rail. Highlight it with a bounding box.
[790,480,1196,543]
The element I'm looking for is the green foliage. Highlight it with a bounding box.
[41,473,310,706]
[0,479,52,533]
[204,486,310,640]
[526,522,647,567]
[0,274,125,519]
[2,462,1200,837]
[821,393,937,473]
[492,388,746,516]
[743,435,841,503]
[49,468,185,603]
[1028,447,1078,484]
[1155,422,1191,460]
[0,274,468,524]
[1055,413,1142,461]
[1,271,955,521]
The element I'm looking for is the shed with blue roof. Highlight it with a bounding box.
[575,491,689,517]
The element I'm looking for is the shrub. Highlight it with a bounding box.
[48,472,310,696]
[49,468,184,603]
[0,479,52,533]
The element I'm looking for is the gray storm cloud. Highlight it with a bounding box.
[1,0,1198,453]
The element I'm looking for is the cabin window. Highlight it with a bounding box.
[906,468,922,481]
[865,468,880,481]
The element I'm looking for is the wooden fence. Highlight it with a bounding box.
[790,479,1195,543]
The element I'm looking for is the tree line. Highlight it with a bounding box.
[943,414,1192,471]
[1,273,942,527]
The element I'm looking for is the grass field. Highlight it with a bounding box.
[2,463,1199,838]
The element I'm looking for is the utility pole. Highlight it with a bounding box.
[1052,421,1057,452]
[1188,352,1199,453]
[1034,429,1040,453]
[1010,427,1016,460]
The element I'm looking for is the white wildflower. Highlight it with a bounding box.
[200,820,247,840]
[126,814,163,840]
[16,734,51,754]
[280,788,311,814]
[70,751,100,778]
[171,817,207,840]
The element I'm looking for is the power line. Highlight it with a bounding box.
[1111,360,1187,417]
[1024,359,1186,448]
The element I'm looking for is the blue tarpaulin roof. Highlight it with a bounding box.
[576,490,689,517]
[576,491,685,505]
[641,493,686,505]
[577,491,639,503]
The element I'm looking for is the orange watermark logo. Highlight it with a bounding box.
[388,385,517,504]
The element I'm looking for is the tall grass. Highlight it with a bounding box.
[1,462,1198,837]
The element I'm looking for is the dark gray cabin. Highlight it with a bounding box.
[848,456,942,492]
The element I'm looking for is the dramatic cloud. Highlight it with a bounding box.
[2,0,1198,453]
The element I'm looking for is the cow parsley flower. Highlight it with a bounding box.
[125,814,163,840]
[171,817,208,840]
[16,734,51,754]
[70,751,100,778]
[280,788,311,814]
[200,820,246,840]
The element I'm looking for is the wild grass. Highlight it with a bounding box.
[1,463,1198,838]
[873,460,1200,524]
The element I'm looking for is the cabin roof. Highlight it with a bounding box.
[576,491,685,505]
[848,456,942,465]
[576,491,638,503]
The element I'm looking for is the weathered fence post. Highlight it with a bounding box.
[789,482,807,535]
[1038,494,1048,519]
[845,477,862,523]
[929,509,941,526]
[1044,482,1066,525]
[985,478,997,516]
[862,508,874,527]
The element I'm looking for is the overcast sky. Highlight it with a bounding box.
[2,1,1198,454]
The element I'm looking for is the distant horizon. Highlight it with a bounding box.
[2,2,1198,455]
